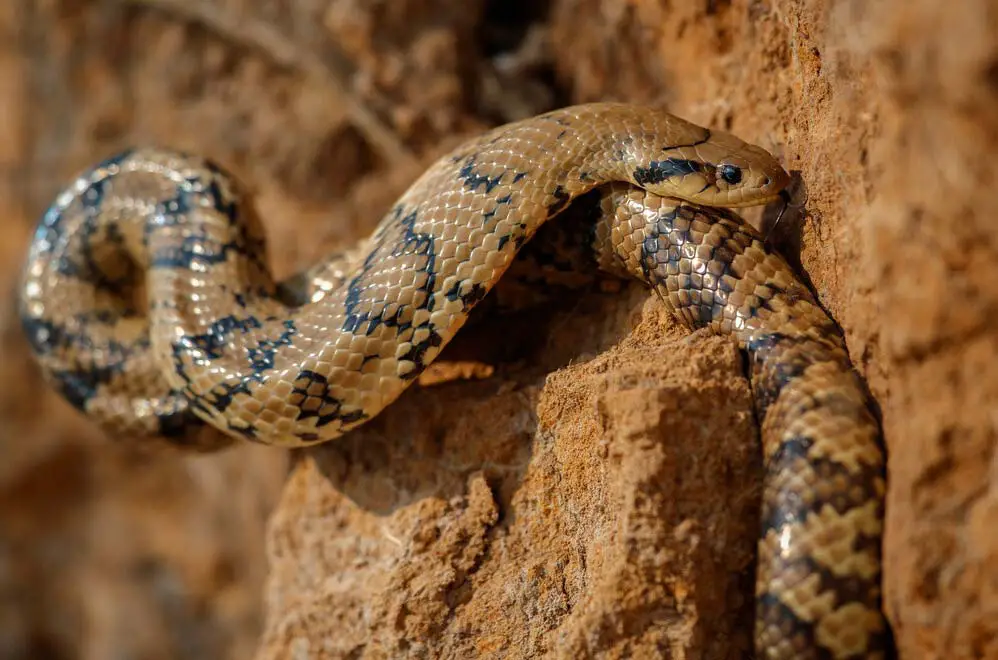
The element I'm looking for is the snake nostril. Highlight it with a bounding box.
[762,176,771,186]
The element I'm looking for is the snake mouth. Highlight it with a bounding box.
[722,193,785,209]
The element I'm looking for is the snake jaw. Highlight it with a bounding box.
[721,192,786,209]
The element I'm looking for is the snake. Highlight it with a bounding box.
[18,103,887,658]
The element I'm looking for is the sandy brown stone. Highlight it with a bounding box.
[0,1,993,659]
[260,294,760,659]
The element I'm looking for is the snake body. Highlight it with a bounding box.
[19,103,886,657]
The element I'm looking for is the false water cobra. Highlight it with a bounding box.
[17,102,887,658]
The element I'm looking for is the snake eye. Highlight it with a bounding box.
[718,164,742,185]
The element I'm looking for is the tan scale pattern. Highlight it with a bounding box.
[592,184,888,658]
[18,103,885,657]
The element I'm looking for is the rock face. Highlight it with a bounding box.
[0,1,994,659]
[260,291,763,658]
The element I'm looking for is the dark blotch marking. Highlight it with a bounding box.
[396,328,445,380]
[143,163,269,274]
[457,155,505,194]
[636,205,683,282]
[92,150,136,172]
[191,379,253,415]
[202,162,240,224]
[482,193,514,227]
[246,320,297,376]
[20,316,132,409]
[71,206,134,294]
[546,185,572,217]
[147,193,248,270]
[756,543,887,657]
[633,158,704,185]
[170,313,268,415]
[336,200,451,384]
[31,150,135,250]
[343,206,437,334]
[180,314,263,361]
[743,333,856,424]
[50,368,115,411]
[444,280,488,308]
[226,423,258,440]
[746,332,811,417]
[157,407,200,439]
[760,434,815,530]
[290,369,368,428]
[50,178,134,293]
[761,434,885,530]
[755,593,824,658]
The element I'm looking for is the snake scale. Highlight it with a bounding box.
[18,103,887,658]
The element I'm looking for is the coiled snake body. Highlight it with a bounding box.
[19,103,887,658]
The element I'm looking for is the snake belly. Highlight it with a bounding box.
[18,103,886,657]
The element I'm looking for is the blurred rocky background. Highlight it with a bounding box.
[0,1,994,658]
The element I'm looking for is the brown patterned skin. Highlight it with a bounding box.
[17,103,886,656]
[591,186,888,658]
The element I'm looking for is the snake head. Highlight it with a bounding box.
[632,129,790,208]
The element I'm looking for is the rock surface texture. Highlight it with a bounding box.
[0,1,993,659]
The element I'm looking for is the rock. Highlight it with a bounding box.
[0,1,994,658]
[259,293,761,659]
